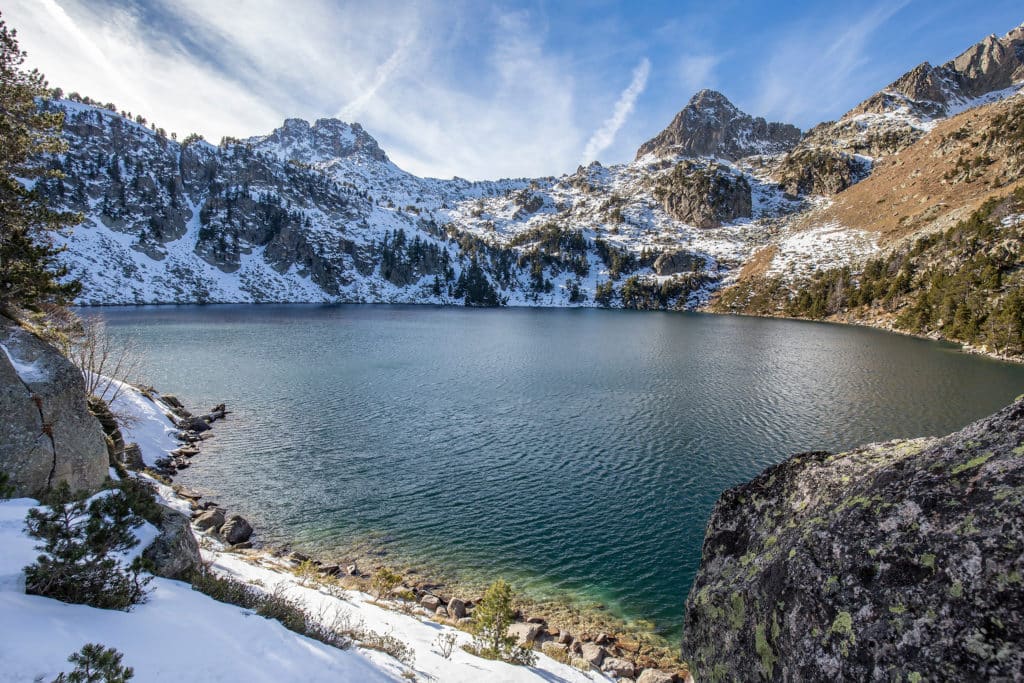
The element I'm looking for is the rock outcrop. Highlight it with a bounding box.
[637,90,801,161]
[143,503,201,580]
[0,318,108,497]
[776,147,868,197]
[682,397,1024,681]
[654,161,752,228]
[652,251,704,276]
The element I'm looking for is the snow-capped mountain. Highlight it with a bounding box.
[42,95,795,308]
[40,24,1024,309]
[776,24,1024,198]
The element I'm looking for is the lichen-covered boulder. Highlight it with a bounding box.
[682,398,1024,681]
[0,317,108,496]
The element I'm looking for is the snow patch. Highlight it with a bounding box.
[0,343,48,383]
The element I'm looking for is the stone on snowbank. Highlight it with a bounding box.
[220,515,253,545]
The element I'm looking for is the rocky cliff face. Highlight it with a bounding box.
[636,90,801,161]
[682,398,1024,681]
[654,161,752,228]
[0,318,109,496]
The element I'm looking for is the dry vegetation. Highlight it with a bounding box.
[820,95,1024,244]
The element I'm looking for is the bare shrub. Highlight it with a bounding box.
[66,316,142,404]
[434,632,458,659]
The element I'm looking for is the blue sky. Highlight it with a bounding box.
[6,1,1022,179]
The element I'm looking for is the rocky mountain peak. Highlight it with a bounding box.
[686,88,741,118]
[847,25,1024,119]
[250,116,388,165]
[636,89,801,162]
[948,25,1024,98]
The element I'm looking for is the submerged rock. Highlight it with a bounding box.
[682,397,1024,680]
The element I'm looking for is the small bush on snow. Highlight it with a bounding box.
[52,642,133,683]
[24,483,151,610]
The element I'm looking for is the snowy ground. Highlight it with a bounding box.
[768,222,879,279]
[0,382,613,682]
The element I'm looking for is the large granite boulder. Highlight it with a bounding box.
[0,318,108,496]
[507,622,544,647]
[220,515,253,545]
[682,398,1024,681]
[193,508,225,532]
[143,503,201,580]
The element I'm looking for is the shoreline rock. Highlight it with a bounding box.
[682,397,1024,680]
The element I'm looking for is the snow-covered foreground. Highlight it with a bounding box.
[0,382,612,682]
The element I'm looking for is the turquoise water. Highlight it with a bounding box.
[97,305,1024,638]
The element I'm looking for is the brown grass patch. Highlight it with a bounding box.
[816,96,1024,245]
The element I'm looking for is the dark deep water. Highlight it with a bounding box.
[95,305,1024,638]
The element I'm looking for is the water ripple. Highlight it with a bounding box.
[94,304,1024,639]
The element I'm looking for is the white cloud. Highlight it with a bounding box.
[4,0,286,141]
[2,0,588,180]
[581,58,650,165]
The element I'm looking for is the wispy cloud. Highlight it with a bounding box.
[3,0,588,179]
[581,58,650,164]
[5,0,984,178]
[338,30,418,121]
[753,0,912,125]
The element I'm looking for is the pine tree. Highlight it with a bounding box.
[0,13,82,313]
[471,579,519,659]
[24,483,151,610]
[54,643,134,683]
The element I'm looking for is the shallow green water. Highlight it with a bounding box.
[96,305,1024,638]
